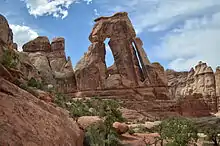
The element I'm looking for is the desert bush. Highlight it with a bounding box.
[27,77,43,89]
[128,128,135,135]
[158,117,198,146]
[199,119,220,146]
[1,49,19,68]
[85,122,121,146]
[54,95,125,146]
[135,124,147,133]
[54,93,70,108]
[84,98,125,146]
[13,79,38,97]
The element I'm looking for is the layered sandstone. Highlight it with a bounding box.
[0,14,13,45]
[75,12,169,102]
[0,77,84,146]
[22,36,77,93]
[0,15,84,145]
[167,61,218,112]
[1,12,219,124]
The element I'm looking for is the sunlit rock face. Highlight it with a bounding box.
[167,61,218,112]
[22,36,77,93]
[1,12,219,122]
[0,14,13,45]
[75,12,167,96]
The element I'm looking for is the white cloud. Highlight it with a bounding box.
[97,0,220,34]
[10,24,38,51]
[94,9,99,16]
[95,0,220,71]
[21,0,93,19]
[84,0,93,5]
[152,12,220,71]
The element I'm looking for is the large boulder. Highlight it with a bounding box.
[51,37,65,51]
[23,36,51,52]
[0,77,84,146]
[112,122,129,134]
[77,116,103,130]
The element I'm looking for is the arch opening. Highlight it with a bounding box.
[104,38,114,68]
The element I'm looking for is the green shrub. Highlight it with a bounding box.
[199,119,220,146]
[85,119,121,146]
[27,77,43,89]
[1,49,19,68]
[159,117,198,146]
[54,94,125,146]
[54,93,70,108]
[128,128,135,135]
[57,97,126,122]
[85,122,121,146]
[13,79,38,97]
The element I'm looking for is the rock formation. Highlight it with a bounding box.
[215,67,220,110]
[1,12,220,123]
[0,14,84,145]
[22,36,77,93]
[167,61,218,112]
[0,14,13,45]
[74,12,168,100]
[0,77,84,146]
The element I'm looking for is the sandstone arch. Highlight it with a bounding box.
[75,12,167,91]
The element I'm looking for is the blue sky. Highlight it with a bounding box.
[1,0,220,71]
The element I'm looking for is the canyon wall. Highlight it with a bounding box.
[167,61,218,112]
[0,14,84,146]
[22,36,77,93]
[1,12,219,120]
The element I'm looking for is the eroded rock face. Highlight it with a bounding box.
[75,12,168,100]
[75,42,107,90]
[0,14,13,45]
[167,61,218,112]
[89,12,136,42]
[28,52,54,84]
[215,67,220,97]
[179,94,211,117]
[22,36,77,93]
[23,36,51,52]
[0,77,84,146]
[49,37,67,72]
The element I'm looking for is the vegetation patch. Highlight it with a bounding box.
[54,95,125,146]
[1,49,19,69]
[27,77,43,90]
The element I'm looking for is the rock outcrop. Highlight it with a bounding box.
[1,12,219,125]
[22,36,77,93]
[23,36,51,52]
[215,67,220,110]
[167,61,218,112]
[74,12,168,100]
[0,15,85,145]
[0,77,84,146]
[75,42,106,90]
[0,14,13,45]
